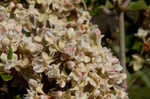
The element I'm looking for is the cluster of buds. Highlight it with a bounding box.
[0,0,128,99]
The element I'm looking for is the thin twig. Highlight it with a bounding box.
[82,0,87,10]
[119,11,126,72]
[119,0,130,72]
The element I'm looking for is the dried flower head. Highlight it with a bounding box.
[0,0,128,99]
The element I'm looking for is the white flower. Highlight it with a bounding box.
[33,64,46,73]
[0,53,7,63]
[92,56,102,63]
[75,91,88,99]
[114,87,128,99]
[34,36,42,42]
[25,42,43,53]
[18,58,29,68]
[136,28,148,39]
[46,64,60,78]
[37,0,44,4]
[112,64,123,72]
[8,2,15,11]
[41,52,53,64]
[67,28,75,39]
[93,89,100,97]
[130,54,144,71]
[80,55,91,63]
[70,69,82,82]
[1,37,10,46]
[27,79,45,96]
[0,11,6,21]
[0,24,6,34]
[66,61,75,70]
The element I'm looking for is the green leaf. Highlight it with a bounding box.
[125,34,133,50]
[18,0,21,3]
[8,47,13,60]
[0,72,3,75]
[138,68,150,88]
[1,73,13,81]
[128,0,147,11]
[105,0,114,9]
[84,0,90,4]
[132,41,142,51]
[89,8,100,16]
[129,85,150,99]
[126,57,131,63]
[136,71,150,88]
[15,95,22,99]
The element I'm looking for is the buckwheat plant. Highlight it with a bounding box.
[0,0,128,99]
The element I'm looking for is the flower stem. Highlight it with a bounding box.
[119,11,126,72]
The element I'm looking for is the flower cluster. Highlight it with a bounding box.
[0,0,128,99]
[130,28,150,71]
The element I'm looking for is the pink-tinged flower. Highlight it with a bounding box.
[0,11,6,21]
[0,25,6,34]
[66,61,75,70]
